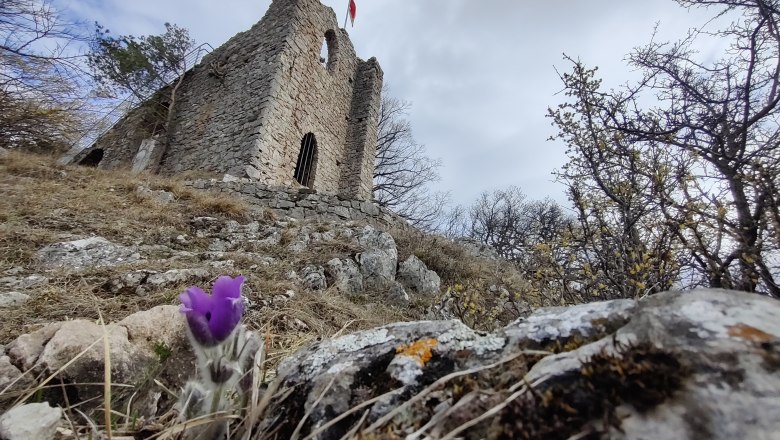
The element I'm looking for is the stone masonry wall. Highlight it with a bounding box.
[188,178,410,231]
[255,0,360,194]
[341,58,383,198]
[68,0,382,201]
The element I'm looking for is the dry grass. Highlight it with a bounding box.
[391,226,559,333]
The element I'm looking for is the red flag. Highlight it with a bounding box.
[348,0,356,26]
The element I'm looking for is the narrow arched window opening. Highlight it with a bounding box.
[79,149,104,167]
[294,133,317,187]
[319,30,338,73]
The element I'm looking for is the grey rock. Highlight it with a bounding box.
[300,265,327,291]
[396,255,441,295]
[208,260,235,270]
[287,231,311,253]
[356,249,396,291]
[0,403,62,440]
[0,355,34,397]
[191,216,221,233]
[456,237,501,260]
[351,225,399,297]
[6,306,189,407]
[353,225,396,255]
[106,269,155,294]
[0,292,31,308]
[388,281,410,305]
[325,258,363,295]
[252,289,780,440]
[35,237,139,271]
[138,268,210,295]
[135,185,175,204]
[208,238,233,252]
[107,268,208,295]
[0,274,48,290]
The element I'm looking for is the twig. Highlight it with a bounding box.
[99,311,113,439]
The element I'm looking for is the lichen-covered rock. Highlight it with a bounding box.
[396,255,441,295]
[356,249,396,291]
[325,258,363,295]
[301,265,327,291]
[34,237,140,271]
[252,289,780,440]
[0,292,30,308]
[106,268,210,295]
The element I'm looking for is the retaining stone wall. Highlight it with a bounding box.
[189,179,410,231]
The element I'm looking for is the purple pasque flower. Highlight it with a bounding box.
[180,275,245,346]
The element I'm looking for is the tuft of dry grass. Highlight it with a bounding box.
[188,192,249,219]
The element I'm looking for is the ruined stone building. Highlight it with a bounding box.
[69,0,383,200]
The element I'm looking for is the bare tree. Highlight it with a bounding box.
[374,88,447,229]
[0,0,92,151]
[550,0,780,297]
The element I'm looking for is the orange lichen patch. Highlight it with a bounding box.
[727,323,774,343]
[396,338,438,366]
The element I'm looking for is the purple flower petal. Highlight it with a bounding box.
[208,276,245,341]
[179,275,246,346]
[185,313,217,346]
[212,275,245,300]
[181,286,211,313]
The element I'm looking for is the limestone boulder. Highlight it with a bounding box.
[0,292,30,308]
[106,268,210,295]
[0,355,34,404]
[300,265,327,291]
[35,237,140,271]
[396,255,441,295]
[356,249,396,291]
[5,305,191,409]
[325,258,363,295]
[251,289,780,440]
[0,403,62,440]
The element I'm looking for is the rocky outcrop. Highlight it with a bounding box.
[251,289,780,439]
[35,236,140,271]
[325,258,363,295]
[397,255,441,295]
[105,268,210,296]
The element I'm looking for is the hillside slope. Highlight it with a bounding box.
[0,150,540,354]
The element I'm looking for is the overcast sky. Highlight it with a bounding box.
[60,0,719,207]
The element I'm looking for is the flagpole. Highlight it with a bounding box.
[343,0,349,28]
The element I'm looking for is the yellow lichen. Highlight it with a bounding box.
[727,323,773,343]
[396,338,438,366]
